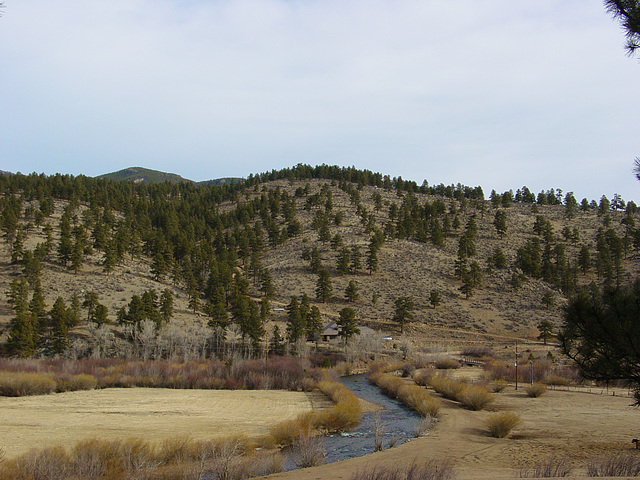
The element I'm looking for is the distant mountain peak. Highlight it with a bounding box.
[97,167,192,184]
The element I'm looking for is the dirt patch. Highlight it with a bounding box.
[0,388,333,459]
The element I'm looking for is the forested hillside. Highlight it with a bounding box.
[0,165,637,359]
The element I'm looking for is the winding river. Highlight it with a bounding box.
[322,373,423,463]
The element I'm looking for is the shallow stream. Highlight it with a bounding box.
[321,373,422,463]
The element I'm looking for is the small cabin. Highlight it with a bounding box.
[322,321,340,342]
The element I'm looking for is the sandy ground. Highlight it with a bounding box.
[0,388,333,459]
[264,385,640,480]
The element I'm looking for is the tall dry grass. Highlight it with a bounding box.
[0,434,284,480]
[368,371,441,418]
[517,455,573,478]
[586,452,640,477]
[267,378,362,448]
[349,458,456,480]
[0,356,318,397]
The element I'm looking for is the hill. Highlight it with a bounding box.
[0,165,638,358]
[97,166,192,184]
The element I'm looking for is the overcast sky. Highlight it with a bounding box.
[1,1,639,202]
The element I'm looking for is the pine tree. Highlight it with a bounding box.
[270,325,286,356]
[338,307,360,345]
[366,243,379,274]
[49,297,69,354]
[336,247,351,275]
[393,296,414,334]
[286,296,305,344]
[6,278,36,357]
[537,319,554,345]
[493,210,507,238]
[429,290,441,309]
[345,280,359,303]
[350,245,361,274]
[159,289,173,325]
[315,269,333,303]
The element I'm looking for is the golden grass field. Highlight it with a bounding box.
[0,388,333,459]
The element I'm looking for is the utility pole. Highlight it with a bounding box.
[515,340,519,391]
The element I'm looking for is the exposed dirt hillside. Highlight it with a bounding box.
[1,176,638,353]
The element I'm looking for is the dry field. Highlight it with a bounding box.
[265,376,639,480]
[0,387,333,459]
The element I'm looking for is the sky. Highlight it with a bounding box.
[1,1,639,202]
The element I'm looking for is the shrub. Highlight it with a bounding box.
[349,458,456,480]
[525,383,547,398]
[412,368,435,386]
[1,446,71,480]
[414,415,436,437]
[397,384,441,418]
[586,453,640,477]
[456,385,493,411]
[461,346,494,358]
[434,358,461,370]
[428,376,464,401]
[268,416,313,446]
[0,371,56,397]
[486,412,520,438]
[55,373,98,392]
[400,363,416,378]
[517,455,573,477]
[490,379,508,392]
[288,432,325,468]
[543,375,571,386]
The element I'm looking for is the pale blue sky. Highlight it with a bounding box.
[1,1,639,202]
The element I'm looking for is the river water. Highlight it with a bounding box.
[322,373,423,463]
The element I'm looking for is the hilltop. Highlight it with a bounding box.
[0,165,638,358]
[97,166,242,186]
[96,166,193,184]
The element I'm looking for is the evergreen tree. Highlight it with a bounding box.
[6,278,36,357]
[91,303,109,326]
[159,289,173,324]
[269,325,286,356]
[578,245,591,274]
[366,243,379,274]
[315,269,333,303]
[345,280,359,303]
[337,307,360,345]
[393,296,415,334]
[350,245,361,273]
[493,210,507,238]
[336,247,351,275]
[429,290,441,309]
[49,297,69,354]
[82,292,99,323]
[286,296,305,344]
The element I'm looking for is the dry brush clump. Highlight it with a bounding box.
[267,378,362,447]
[455,384,494,411]
[428,375,464,401]
[516,455,573,478]
[368,371,441,418]
[412,368,435,387]
[349,458,456,480]
[525,382,547,398]
[434,358,461,370]
[586,452,640,477]
[484,360,578,386]
[486,412,520,438]
[0,371,57,397]
[0,434,284,480]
